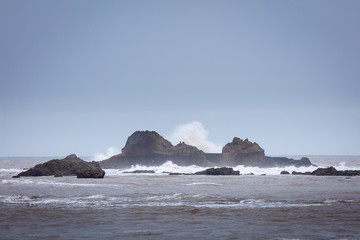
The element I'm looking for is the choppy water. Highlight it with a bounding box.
[1,156,360,239]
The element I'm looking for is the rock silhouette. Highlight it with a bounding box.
[99,131,313,169]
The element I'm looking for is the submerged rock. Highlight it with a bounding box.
[77,169,105,178]
[291,166,360,176]
[311,167,360,176]
[195,167,240,175]
[14,154,105,178]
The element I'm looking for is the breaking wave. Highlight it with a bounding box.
[1,193,356,209]
[105,161,322,176]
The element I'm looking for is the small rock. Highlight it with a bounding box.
[195,167,240,175]
[77,169,105,178]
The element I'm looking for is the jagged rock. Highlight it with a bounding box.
[220,138,265,167]
[195,167,240,175]
[280,170,290,174]
[122,131,173,156]
[98,131,315,169]
[14,154,105,178]
[77,169,105,178]
[99,131,210,168]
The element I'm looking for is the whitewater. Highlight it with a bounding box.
[1,156,360,239]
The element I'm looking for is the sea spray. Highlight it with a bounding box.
[169,121,222,153]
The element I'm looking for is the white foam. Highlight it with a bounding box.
[169,121,222,153]
[1,194,355,209]
[0,168,22,173]
[93,146,120,161]
[232,165,319,175]
[105,161,207,175]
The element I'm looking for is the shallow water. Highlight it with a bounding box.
[1,156,360,239]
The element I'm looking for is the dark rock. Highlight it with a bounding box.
[280,171,290,175]
[263,157,315,168]
[295,157,314,167]
[54,174,63,177]
[98,130,315,169]
[122,131,173,156]
[195,167,240,175]
[99,131,210,168]
[311,166,339,176]
[338,170,360,176]
[14,154,105,178]
[292,171,311,175]
[123,170,155,174]
[291,167,360,176]
[311,167,360,176]
[220,138,265,167]
[77,169,105,178]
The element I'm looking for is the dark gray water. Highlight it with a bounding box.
[1,156,360,239]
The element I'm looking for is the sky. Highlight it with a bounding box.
[1,0,359,157]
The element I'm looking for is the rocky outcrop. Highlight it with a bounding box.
[121,131,173,156]
[280,170,290,174]
[77,169,105,178]
[14,154,105,178]
[262,156,313,168]
[220,138,265,167]
[99,131,210,168]
[291,167,360,176]
[195,167,240,175]
[99,131,314,169]
[311,167,360,176]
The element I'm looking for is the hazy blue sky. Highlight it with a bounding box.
[1,0,359,157]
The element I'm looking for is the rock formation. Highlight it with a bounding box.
[99,131,210,168]
[14,154,105,178]
[195,167,240,175]
[98,130,314,169]
[220,137,265,166]
[291,167,360,176]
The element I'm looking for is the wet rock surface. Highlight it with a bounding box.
[195,167,240,175]
[14,154,105,178]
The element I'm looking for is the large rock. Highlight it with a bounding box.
[195,167,240,175]
[99,131,315,169]
[220,138,265,167]
[121,131,173,156]
[99,131,210,168]
[14,154,105,178]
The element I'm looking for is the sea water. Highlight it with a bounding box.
[0,156,359,239]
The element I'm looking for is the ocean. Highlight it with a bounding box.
[1,156,360,240]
